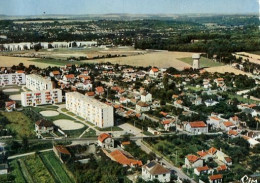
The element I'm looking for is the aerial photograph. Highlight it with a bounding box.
[0,0,259,182]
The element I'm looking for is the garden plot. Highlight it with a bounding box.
[9,94,21,101]
[40,110,60,117]
[54,119,84,130]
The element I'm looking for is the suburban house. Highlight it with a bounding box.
[109,150,142,167]
[95,86,105,95]
[184,154,203,168]
[97,133,114,148]
[205,99,219,107]
[185,121,208,134]
[136,101,150,112]
[53,145,71,163]
[35,119,54,138]
[220,121,236,131]
[196,150,212,161]
[194,166,210,176]
[50,70,61,79]
[141,92,152,103]
[142,160,171,182]
[207,116,222,129]
[149,67,159,77]
[63,74,75,83]
[5,101,16,112]
[161,119,175,131]
[208,174,223,183]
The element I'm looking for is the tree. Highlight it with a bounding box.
[34,43,42,51]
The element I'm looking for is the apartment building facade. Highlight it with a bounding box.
[21,89,62,107]
[26,74,53,91]
[66,92,114,128]
[0,73,25,86]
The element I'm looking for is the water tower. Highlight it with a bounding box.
[192,54,201,69]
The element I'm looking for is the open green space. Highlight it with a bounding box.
[95,126,123,131]
[82,128,96,137]
[40,151,74,183]
[1,111,35,138]
[64,125,88,137]
[179,57,225,68]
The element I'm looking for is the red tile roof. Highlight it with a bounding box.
[228,130,238,136]
[86,91,95,96]
[189,121,207,128]
[186,155,200,163]
[54,145,71,155]
[208,147,217,155]
[217,165,227,171]
[223,121,234,127]
[65,74,75,79]
[209,174,223,180]
[197,151,208,157]
[224,157,232,163]
[96,86,104,93]
[196,166,209,172]
[52,71,60,75]
[16,70,25,73]
[110,150,142,166]
[98,133,111,143]
[151,67,159,72]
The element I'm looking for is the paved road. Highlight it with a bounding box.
[136,140,195,183]
[8,148,53,160]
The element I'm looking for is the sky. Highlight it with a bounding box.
[0,0,259,16]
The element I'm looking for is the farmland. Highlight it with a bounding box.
[178,57,225,68]
[205,65,252,76]
[9,152,75,183]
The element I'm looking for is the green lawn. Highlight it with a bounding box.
[179,57,224,68]
[45,113,75,121]
[227,94,260,104]
[1,111,35,138]
[67,112,76,116]
[82,128,97,137]
[64,125,88,137]
[95,126,124,131]
[40,151,75,183]
[61,108,68,112]
[30,58,83,66]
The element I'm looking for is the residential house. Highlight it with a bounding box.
[216,150,232,166]
[205,99,219,107]
[209,174,223,183]
[207,116,222,129]
[109,150,142,167]
[97,133,114,148]
[185,121,208,135]
[35,119,54,138]
[194,166,210,176]
[53,145,71,164]
[161,119,175,131]
[141,92,152,103]
[50,71,61,79]
[220,121,236,131]
[136,101,150,112]
[95,86,105,96]
[184,154,203,168]
[227,130,239,138]
[196,150,211,161]
[149,67,159,77]
[142,160,171,182]
[63,74,75,83]
[5,101,16,112]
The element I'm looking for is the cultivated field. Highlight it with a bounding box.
[0,56,52,68]
[82,51,194,70]
[179,57,224,68]
[205,65,252,76]
[234,52,260,65]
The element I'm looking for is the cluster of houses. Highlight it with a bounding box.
[185,147,232,183]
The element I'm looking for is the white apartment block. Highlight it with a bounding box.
[26,74,53,91]
[66,92,114,128]
[21,89,62,107]
[0,73,25,86]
